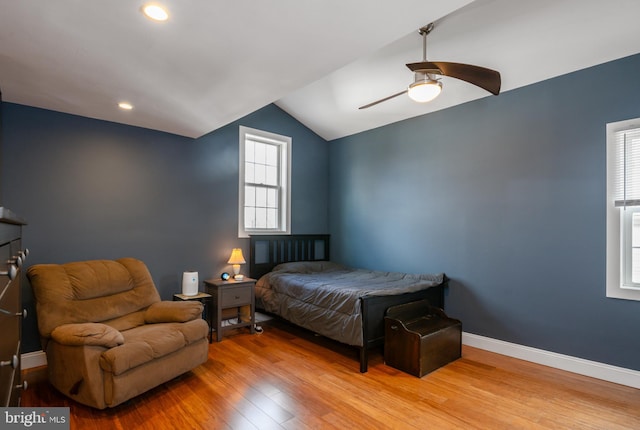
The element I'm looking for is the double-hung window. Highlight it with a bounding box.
[606,118,640,300]
[238,126,291,238]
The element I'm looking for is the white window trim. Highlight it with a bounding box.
[238,126,291,238]
[606,117,640,301]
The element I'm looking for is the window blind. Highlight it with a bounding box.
[614,127,640,207]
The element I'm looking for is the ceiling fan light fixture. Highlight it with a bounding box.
[142,4,169,22]
[407,77,442,103]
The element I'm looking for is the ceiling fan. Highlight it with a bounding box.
[359,23,501,109]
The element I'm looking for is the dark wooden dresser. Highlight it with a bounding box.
[0,209,28,406]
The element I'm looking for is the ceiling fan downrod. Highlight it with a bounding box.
[418,23,434,62]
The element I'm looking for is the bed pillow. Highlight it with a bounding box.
[272,261,345,274]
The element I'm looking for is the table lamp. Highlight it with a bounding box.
[227,248,246,280]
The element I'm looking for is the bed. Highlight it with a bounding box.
[249,234,448,372]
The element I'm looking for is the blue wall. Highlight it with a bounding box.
[2,103,329,353]
[329,53,640,371]
[5,53,640,371]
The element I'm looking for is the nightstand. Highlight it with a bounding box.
[204,278,256,342]
[173,292,213,343]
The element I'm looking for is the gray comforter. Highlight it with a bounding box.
[255,261,444,346]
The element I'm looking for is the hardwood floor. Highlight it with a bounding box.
[22,318,640,429]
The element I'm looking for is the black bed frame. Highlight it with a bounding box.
[249,234,447,373]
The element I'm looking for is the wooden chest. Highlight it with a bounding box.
[384,300,461,377]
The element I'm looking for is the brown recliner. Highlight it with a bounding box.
[27,258,209,409]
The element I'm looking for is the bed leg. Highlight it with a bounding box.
[359,347,368,373]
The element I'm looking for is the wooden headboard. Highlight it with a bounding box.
[249,234,330,279]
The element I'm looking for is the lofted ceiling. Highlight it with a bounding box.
[1,0,640,142]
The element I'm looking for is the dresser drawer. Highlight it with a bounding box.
[0,210,26,406]
[220,286,252,307]
[0,314,19,407]
[0,278,19,314]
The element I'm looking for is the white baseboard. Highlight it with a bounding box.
[21,350,47,370]
[22,334,640,390]
[463,332,640,389]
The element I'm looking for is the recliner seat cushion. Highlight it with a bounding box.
[99,319,208,376]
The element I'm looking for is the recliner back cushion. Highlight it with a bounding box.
[28,258,161,338]
[66,261,134,300]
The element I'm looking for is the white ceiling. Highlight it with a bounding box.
[1,0,640,141]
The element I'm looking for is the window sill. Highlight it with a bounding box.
[606,285,640,302]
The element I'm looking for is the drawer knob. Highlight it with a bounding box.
[19,249,29,262]
[16,380,27,391]
[1,262,17,280]
[0,307,25,317]
[0,355,19,369]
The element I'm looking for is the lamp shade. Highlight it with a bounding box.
[407,77,442,103]
[227,248,246,265]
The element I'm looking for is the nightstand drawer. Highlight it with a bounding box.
[220,286,252,307]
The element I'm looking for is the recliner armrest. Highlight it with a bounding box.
[144,301,203,324]
[51,323,124,348]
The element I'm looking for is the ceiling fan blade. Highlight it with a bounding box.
[407,61,501,95]
[358,90,407,110]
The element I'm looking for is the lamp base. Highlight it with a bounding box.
[234,274,244,281]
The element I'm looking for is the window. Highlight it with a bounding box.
[606,118,640,300]
[238,126,291,238]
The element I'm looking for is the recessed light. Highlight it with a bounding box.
[118,102,133,110]
[142,4,169,22]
